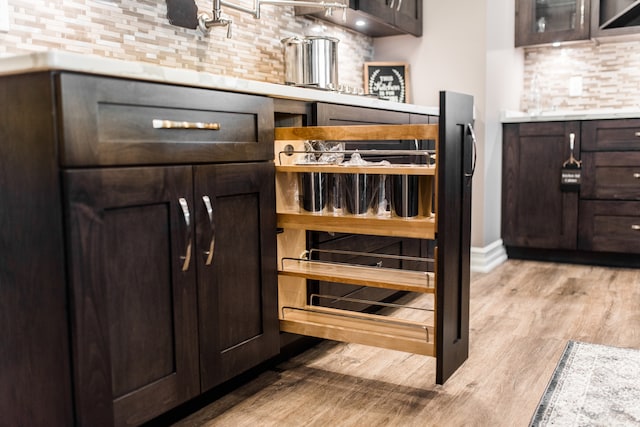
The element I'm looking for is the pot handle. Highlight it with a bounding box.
[282,36,310,45]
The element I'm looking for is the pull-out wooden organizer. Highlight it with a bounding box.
[275,92,474,384]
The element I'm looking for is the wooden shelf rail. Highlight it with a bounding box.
[275,123,439,142]
[280,305,435,356]
[275,163,436,175]
[279,258,434,293]
[276,212,436,239]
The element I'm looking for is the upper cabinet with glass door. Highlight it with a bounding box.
[515,0,591,46]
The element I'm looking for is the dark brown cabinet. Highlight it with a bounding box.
[579,119,640,255]
[296,0,422,37]
[64,166,201,427]
[503,118,640,263]
[516,0,640,46]
[515,0,591,47]
[65,162,278,426]
[1,71,278,426]
[502,121,581,250]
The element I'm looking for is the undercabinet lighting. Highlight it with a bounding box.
[552,42,561,47]
[355,20,366,27]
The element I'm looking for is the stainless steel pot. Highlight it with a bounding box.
[281,36,339,89]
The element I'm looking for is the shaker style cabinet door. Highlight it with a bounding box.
[194,162,279,392]
[502,122,580,250]
[515,0,590,46]
[64,166,200,427]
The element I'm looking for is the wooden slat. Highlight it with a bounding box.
[275,164,436,175]
[280,306,435,356]
[275,124,439,142]
[277,212,436,239]
[279,260,434,293]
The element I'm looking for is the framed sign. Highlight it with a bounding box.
[364,62,410,103]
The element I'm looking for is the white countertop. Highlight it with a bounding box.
[0,51,439,116]
[501,108,640,123]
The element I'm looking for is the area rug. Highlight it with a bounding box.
[530,341,640,426]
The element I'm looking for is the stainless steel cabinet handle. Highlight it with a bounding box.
[634,173,640,179]
[152,119,221,130]
[389,0,395,8]
[202,195,216,266]
[465,123,477,179]
[632,225,640,231]
[396,0,403,11]
[635,132,640,137]
[178,197,192,272]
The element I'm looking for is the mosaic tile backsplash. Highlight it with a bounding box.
[0,0,373,89]
[522,40,640,112]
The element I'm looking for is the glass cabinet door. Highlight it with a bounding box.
[516,0,590,46]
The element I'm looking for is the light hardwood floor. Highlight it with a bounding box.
[173,259,640,427]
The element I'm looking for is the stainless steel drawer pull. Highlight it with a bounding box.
[632,225,640,231]
[202,195,216,266]
[636,132,640,137]
[178,197,192,272]
[634,173,640,179]
[152,119,221,130]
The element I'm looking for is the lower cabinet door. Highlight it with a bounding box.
[64,166,200,427]
[502,122,580,249]
[194,162,279,391]
[579,200,640,254]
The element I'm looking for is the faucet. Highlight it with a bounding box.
[198,0,233,38]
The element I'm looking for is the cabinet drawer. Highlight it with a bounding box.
[581,152,640,200]
[582,119,640,151]
[579,201,640,254]
[56,73,274,166]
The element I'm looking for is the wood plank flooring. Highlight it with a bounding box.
[173,259,640,427]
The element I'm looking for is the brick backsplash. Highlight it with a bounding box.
[0,0,373,89]
[522,40,640,112]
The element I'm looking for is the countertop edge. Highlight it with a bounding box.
[501,110,640,123]
[0,51,439,116]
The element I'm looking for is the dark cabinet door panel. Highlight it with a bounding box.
[502,122,580,249]
[106,205,177,398]
[57,73,274,166]
[579,201,640,253]
[582,119,640,151]
[582,152,640,200]
[195,162,279,391]
[64,166,200,427]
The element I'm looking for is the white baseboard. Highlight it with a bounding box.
[470,239,508,273]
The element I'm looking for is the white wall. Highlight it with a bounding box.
[374,0,523,270]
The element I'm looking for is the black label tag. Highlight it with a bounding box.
[561,164,581,192]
